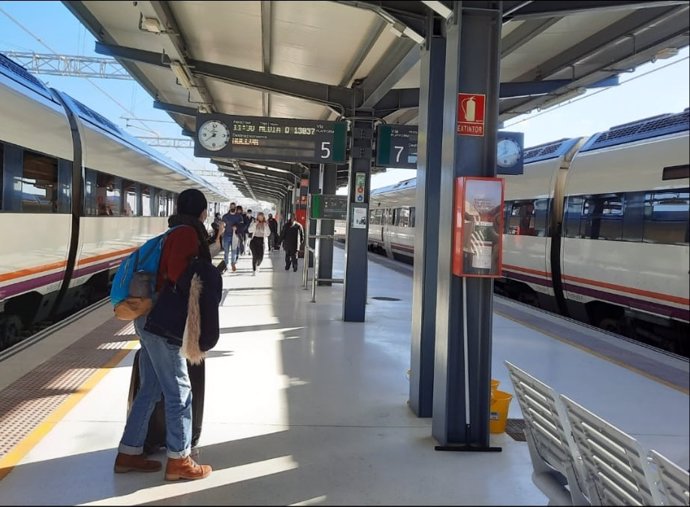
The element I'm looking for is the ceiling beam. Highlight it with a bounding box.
[261,0,272,117]
[358,39,420,109]
[500,17,562,57]
[153,100,198,117]
[503,0,690,20]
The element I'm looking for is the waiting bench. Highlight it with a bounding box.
[504,360,690,506]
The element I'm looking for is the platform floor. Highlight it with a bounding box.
[0,246,687,505]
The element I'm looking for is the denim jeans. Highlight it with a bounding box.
[118,315,192,459]
[223,235,240,266]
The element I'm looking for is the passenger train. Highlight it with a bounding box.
[0,52,226,350]
[342,110,690,354]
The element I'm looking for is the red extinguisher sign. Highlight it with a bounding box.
[457,93,486,136]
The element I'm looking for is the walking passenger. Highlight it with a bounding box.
[114,188,213,481]
[280,217,304,272]
[267,213,279,250]
[222,204,244,272]
[248,212,270,275]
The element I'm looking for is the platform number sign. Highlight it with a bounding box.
[375,125,418,169]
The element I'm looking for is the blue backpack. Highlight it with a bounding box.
[111,226,183,320]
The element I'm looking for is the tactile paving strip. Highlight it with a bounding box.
[0,317,136,458]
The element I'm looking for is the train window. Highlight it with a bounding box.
[662,165,689,181]
[409,207,416,228]
[141,185,152,217]
[508,199,545,236]
[643,190,690,245]
[158,190,168,216]
[96,172,121,216]
[398,207,410,227]
[168,193,176,215]
[21,150,59,213]
[122,180,138,216]
[581,194,624,240]
[564,196,584,238]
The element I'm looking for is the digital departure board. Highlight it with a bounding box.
[375,124,418,169]
[310,194,348,220]
[194,113,348,164]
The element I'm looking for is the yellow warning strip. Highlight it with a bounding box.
[0,340,139,482]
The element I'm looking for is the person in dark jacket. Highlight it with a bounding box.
[114,188,213,482]
[280,217,304,272]
[267,213,279,250]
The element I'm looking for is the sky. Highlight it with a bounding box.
[1,1,688,196]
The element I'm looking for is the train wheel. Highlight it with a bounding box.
[0,315,24,349]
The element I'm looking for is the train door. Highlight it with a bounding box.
[383,207,394,258]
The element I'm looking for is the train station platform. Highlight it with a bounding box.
[0,246,687,505]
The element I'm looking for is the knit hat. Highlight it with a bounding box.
[177,188,208,217]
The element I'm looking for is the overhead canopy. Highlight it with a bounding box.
[65,0,690,202]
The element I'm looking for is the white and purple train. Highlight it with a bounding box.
[0,53,226,349]
[339,110,689,354]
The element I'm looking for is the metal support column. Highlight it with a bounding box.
[318,164,337,286]
[343,113,375,322]
[432,1,502,451]
[409,30,446,418]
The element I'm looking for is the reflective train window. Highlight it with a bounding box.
[122,180,138,216]
[95,172,121,216]
[506,199,547,236]
[157,190,169,216]
[141,185,152,217]
[21,150,59,213]
[581,193,624,241]
[644,190,690,245]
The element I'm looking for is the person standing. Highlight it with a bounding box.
[267,213,279,250]
[114,188,213,481]
[221,204,243,272]
[248,212,270,275]
[280,217,304,272]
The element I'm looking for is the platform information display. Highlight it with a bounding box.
[375,124,418,169]
[194,113,348,164]
[310,194,348,220]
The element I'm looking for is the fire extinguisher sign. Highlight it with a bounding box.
[457,93,486,136]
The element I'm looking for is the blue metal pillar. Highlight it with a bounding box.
[432,1,502,451]
[343,114,375,322]
[409,29,446,418]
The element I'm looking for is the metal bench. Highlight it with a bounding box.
[647,449,690,506]
[559,394,661,505]
[504,361,592,505]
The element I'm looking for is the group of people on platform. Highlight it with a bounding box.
[208,202,304,275]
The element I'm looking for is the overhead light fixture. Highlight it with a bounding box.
[654,47,679,60]
[139,15,163,34]
[170,61,194,91]
[421,1,453,20]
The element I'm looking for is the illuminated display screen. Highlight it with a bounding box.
[194,113,348,164]
[375,124,418,169]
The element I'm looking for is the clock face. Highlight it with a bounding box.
[198,120,230,152]
[497,138,521,168]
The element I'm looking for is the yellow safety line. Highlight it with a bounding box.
[0,340,139,482]
[494,307,690,395]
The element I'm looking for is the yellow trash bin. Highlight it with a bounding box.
[489,390,513,434]
[490,379,500,400]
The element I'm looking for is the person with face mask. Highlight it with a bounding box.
[221,203,243,272]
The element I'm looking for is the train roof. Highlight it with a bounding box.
[371,177,417,196]
[1,51,225,201]
[579,109,690,152]
[522,138,582,163]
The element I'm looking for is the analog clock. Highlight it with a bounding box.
[198,120,230,152]
[496,138,521,168]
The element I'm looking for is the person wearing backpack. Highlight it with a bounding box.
[114,188,213,481]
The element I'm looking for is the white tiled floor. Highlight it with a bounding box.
[0,246,686,505]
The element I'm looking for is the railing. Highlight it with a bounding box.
[505,360,690,506]
[302,197,344,302]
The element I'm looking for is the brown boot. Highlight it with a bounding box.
[113,452,162,473]
[165,456,212,481]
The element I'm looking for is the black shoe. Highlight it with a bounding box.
[293,266,298,272]
[285,266,290,271]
